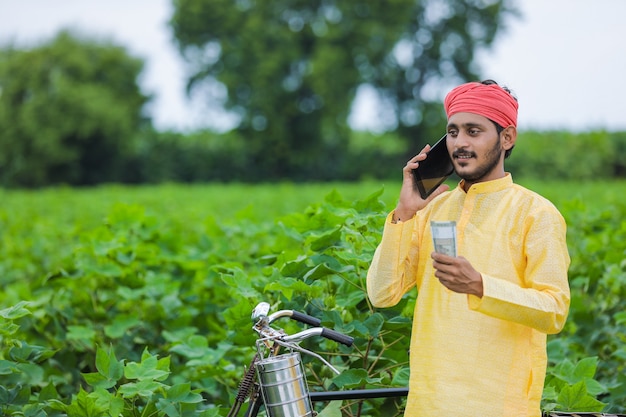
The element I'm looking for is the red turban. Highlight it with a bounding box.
[444,82,518,128]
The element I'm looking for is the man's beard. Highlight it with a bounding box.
[453,138,502,183]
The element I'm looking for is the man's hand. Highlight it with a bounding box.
[393,145,450,222]
[431,252,484,297]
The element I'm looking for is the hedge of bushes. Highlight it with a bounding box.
[126,129,626,184]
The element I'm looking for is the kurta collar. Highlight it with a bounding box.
[458,173,513,195]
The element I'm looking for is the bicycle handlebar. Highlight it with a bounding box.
[252,303,322,327]
[282,327,354,347]
[266,309,322,327]
[252,303,354,350]
[232,302,355,415]
[290,311,322,327]
[267,309,353,346]
[321,328,354,347]
[252,302,353,347]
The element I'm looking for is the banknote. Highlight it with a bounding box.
[430,221,457,257]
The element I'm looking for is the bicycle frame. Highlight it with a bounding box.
[309,387,409,402]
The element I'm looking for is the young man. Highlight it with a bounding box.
[366,80,571,416]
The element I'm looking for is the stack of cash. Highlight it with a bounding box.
[431,221,457,257]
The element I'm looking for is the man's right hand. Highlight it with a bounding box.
[392,144,450,223]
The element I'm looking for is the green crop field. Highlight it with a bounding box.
[4,178,625,232]
[1,180,626,415]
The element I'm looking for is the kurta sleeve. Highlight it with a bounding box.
[366,211,421,308]
[468,206,571,334]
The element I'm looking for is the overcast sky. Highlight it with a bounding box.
[1,0,625,132]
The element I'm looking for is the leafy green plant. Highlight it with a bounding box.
[0,302,62,416]
[2,182,626,415]
[542,356,607,412]
[49,346,209,417]
[550,199,626,412]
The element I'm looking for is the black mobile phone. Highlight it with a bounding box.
[411,134,454,199]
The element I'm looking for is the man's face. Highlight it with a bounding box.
[446,112,505,185]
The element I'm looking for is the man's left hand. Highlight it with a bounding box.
[431,252,484,297]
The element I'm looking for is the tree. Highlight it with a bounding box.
[170,0,517,180]
[0,31,150,187]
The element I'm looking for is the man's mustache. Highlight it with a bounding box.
[452,151,476,158]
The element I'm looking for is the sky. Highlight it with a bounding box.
[1,0,625,133]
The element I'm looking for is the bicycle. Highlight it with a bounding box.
[224,302,626,417]
[226,302,408,417]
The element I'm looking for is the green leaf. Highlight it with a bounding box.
[8,342,56,364]
[39,383,59,402]
[220,270,261,298]
[0,360,18,376]
[362,313,385,338]
[82,373,109,389]
[82,345,124,390]
[572,356,598,380]
[335,288,365,309]
[166,383,203,403]
[18,403,49,417]
[197,408,226,417]
[66,388,108,417]
[104,314,141,338]
[169,335,209,359]
[96,345,124,381]
[0,301,32,320]
[0,320,20,337]
[542,385,558,401]
[302,263,338,282]
[124,349,170,382]
[556,381,606,412]
[316,400,342,417]
[166,383,192,402]
[323,310,356,335]
[281,256,310,278]
[382,315,412,331]
[89,388,125,417]
[66,325,97,343]
[265,277,322,300]
[353,188,386,213]
[552,359,576,383]
[0,385,8,406]
[118,379,165,399]
[0,384,30,406]
[584,378,607,397]
[331,368,368,388]
[391,367,410,386]
[156,398,181,417]
[309,227,342,251]
[12,384,31,406]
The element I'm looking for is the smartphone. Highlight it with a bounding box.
[411,134,454,199]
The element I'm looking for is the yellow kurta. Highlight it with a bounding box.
[367,174,570,417]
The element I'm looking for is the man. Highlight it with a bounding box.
[366,80,570,416]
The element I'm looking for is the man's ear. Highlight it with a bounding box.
[501,126,517,151]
